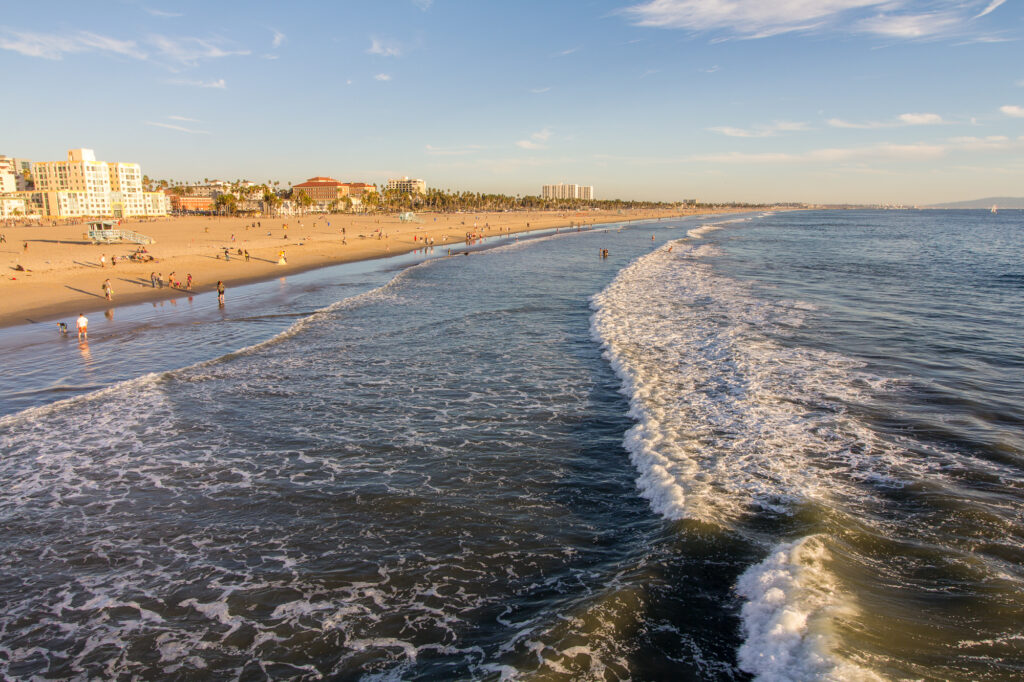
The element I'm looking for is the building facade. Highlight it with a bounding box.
[0,156,17,193]
[30,149,168,218]
[541,183,595,200]
[293,176,348,204]
[386,177,426,195]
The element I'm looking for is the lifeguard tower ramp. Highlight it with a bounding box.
[87,220,156,245]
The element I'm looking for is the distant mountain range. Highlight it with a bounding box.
[925,197,1024,209]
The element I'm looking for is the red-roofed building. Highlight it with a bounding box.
[293,176,346,204]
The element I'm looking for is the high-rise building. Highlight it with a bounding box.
[30,148,168,218]
[386,177,426,195]
[541,183,595,200]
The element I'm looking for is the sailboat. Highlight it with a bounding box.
[991,204,998,214]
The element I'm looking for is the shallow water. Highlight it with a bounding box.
[1,210,1021,680]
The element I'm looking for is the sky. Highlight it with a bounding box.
[1,0,1022,204]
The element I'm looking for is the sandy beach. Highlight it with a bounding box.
[0,208,738,328]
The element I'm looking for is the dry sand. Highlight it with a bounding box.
[0,208,739,328]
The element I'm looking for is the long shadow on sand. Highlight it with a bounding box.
[65,285,106,300]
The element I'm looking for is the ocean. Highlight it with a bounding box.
[0,210,1021,680]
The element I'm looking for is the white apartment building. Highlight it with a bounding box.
[31,148,168,218]
[0,156,17,193]
[386,176,426,195]
[0,195,29,219]
[541,183,595,201]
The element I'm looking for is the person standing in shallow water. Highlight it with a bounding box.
[76,313,88,340]
[217,280,225,305]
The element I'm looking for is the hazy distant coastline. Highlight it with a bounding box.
[924,197,1024,209]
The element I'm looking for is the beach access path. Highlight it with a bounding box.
[0,208,742,328]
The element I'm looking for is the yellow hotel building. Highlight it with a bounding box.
[30,148,169,218]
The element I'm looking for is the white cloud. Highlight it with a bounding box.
[622,0,991,41]
[368,37,402,57]
[828,117,889,129]
[149,35,249,66]
[271,30,286,48]
[709,121,808,137]
[897,112,944,125]
[530,87,552,93]
[855,13,959,38]
[1000,104,1024,117]
[516,127,553,150]
[374,73,392,81]
[829,112,946,128]
[975,0,1007,18]
[0,29,144,60]
[145,8,183,18]
[556,47,580,56]
[146,120,210,134]
[412,0,433,9]
[168,115,199,122]
[168,78,227,88]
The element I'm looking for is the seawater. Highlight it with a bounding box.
[0,211,1021,680]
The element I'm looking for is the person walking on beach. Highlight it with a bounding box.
[102,278,113,300]
[150,272,157,288]
[100,254,106,268]
[217,280,225,305]
[244,249,250,262]
[76,313,88,340]
[157,273,164,288]
[186,273,193,291]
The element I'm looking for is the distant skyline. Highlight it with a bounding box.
[2,0,1022,204]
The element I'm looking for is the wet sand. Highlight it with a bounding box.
[0,208,739,328]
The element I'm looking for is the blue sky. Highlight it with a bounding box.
[2,0,1022,203]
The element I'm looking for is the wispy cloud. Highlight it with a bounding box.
[0,29,144,60]
[368,37,402,57]
[530,86,552,93]
[1001,105,1024,117]
[855,12,959,39]
[0,28,250,67]
[975,0,1007,18]
[622,1,999,41]
[556,46,580,56]
[146,120,210,134]
[150,35,249,66]
[516,128,553,150]
[167,77,227,88]
[374,73,392,81]
[412,0,433,9]
[598,135,1023,166]
[271,30,286,48]
[898,112,944,125]
[168,115,199,122]
[709,120,809,137]
[145,8,182,18]
[829,112,946,128]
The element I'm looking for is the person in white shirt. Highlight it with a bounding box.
[76,313,88,340]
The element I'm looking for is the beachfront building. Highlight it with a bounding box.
[344,182,377,197]
[542,183,595,200]
[293,176,348,205]
[31,149,169,218]
[386,177,426,195]
[0,195,28,219]
[166,193,215,213]
[1,156,34,191]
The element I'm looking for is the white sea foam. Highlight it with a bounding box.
[736,536,883,682]
[588,237,914,524]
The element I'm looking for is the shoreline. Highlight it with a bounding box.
[0,208,747,329]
